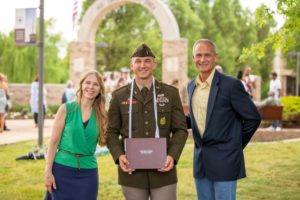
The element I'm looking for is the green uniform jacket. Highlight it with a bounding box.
[107,80,188,189]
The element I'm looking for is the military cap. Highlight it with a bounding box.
[130,43,155,58]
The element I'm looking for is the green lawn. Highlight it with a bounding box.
[0,138,299,200]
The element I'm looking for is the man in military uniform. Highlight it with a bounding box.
[107,43,188,200]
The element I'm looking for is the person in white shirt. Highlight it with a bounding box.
[269,72,281,100]
[267,72,282,131]
[30,75,47,127]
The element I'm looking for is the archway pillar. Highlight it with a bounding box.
[162,39,188,104]
[69,41,96,87]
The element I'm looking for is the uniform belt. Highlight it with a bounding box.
[58,149,93,170]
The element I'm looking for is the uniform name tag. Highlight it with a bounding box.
[121,100,137,105]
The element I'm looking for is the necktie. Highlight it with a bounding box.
[141,87,149,100]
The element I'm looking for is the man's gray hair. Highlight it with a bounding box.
[192,39,218,55]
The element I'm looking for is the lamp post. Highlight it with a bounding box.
[15,0,45,161]
[38,0,45,148]
[287,52,300,96]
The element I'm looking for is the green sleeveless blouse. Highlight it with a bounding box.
[54,101,99,169]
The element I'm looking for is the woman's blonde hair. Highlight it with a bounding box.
[76,70,107,146]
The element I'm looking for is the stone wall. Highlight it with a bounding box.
[8,84,66,106]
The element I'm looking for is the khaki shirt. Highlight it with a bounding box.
[107,80,188,189]
[192,69,215,137]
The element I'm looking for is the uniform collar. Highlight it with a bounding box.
[135,79,153,91]
[126,79,162,97]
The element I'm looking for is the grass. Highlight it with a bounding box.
[0,138,299,200]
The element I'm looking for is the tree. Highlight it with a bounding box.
[95,4,161,76]
[241,0,300,60]
[81,1,162,78]
[0,19,69,83]
[79,0,275,83]
[167,0,203,77]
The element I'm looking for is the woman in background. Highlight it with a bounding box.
[0,74,8,133]
[61,80,76,103]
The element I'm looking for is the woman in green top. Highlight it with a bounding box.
[44,70,107,200]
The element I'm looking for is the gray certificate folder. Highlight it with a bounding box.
[125,138,167,169]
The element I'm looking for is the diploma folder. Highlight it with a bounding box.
[125,138,167,169]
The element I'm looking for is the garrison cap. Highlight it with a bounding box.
[130,43,155,58]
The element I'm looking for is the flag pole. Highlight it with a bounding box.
[73,0,78,31]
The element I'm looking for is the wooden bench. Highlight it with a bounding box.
[258,105,283,121]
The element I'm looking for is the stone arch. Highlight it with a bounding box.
[70,0,188,102]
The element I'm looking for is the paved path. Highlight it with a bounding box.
[0,119,300,146]
[0,119,54,146]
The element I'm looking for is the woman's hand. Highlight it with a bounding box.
[44,171,56,193]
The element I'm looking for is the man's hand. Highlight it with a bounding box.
[119,154,135,173]
[158,155,174,172]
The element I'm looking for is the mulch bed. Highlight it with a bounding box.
[187,128,300,142]
[251,129,300,142]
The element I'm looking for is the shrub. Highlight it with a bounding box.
[281,96,300,121]
[7,104,61,119]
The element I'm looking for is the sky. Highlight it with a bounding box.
[0,0,283,56]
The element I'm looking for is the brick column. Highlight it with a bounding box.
[162,39,188,104]
[69,41,96,88]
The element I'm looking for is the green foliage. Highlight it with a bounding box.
[168,0,203,77]
[79,0,275,81]
[281,96,300,119]
[8,104,60,119]
[0,19,69,83]
[46,105,60,116]
[190,0,274,81]
[81,2,163,79]
[241,0,300,66]
[1,139,300,199]
[9,105,31,113]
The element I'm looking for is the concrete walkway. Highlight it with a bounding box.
[0,119,54,146]
[0,119,300,146]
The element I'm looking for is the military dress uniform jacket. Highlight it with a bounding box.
[107,80,188,189]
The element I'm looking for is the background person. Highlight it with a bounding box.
[215,65,224,73]
[30,75,47,127]
[254,91,281,109]
[0,74,8,133]
[107,43,188,200]
[266,72,282,131]
[44,70,107,200]
[187,39,261,200]
[120,67,132,85]
[0,73,10,131]
[61,80,76,103]
[243,66,255,98]
[237,70,249,93]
